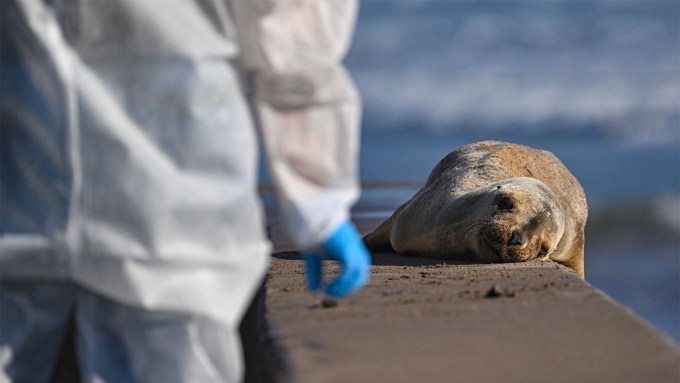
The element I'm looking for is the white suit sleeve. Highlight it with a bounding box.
[232,0,361,248]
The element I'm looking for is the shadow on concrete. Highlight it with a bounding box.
[240,282,293,383]
[272,250,477,267]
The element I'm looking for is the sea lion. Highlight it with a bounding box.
[364,141,588,278]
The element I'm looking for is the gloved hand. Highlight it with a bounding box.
[303,221,371,298]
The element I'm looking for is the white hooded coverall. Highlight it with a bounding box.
[0,1,361,382]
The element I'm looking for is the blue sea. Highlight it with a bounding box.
[346,0,680,341]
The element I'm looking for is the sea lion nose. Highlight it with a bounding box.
[508,230,526,247]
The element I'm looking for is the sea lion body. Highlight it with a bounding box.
[364,141,588,277]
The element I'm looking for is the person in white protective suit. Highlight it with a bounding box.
[0,1,371,382]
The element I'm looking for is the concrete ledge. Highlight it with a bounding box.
[261,252,680,382]
[257,184,679,382]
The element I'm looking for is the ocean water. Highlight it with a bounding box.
[347,0,679,145]
[345,0,680,341]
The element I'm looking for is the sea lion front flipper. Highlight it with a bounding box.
[362,202,413,253]
[558,235,585,279]
[363,213,397,252]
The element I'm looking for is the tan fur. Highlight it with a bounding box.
[364,141,588,278]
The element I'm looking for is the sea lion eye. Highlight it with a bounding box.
[496,196,514,211]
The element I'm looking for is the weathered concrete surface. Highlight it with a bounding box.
[265,252,680,383]
[261,184,680,382]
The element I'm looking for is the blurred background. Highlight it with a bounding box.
[346,0,679,340]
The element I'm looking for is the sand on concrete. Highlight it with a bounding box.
[264,251,679,383]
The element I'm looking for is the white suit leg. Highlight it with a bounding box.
[76,290,243,383]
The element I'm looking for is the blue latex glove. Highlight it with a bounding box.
[303,221,371,298]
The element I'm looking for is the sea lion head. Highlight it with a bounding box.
[471,177,566,264]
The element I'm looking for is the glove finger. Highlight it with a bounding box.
[304,253,323,291]
[325,254,370,298]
